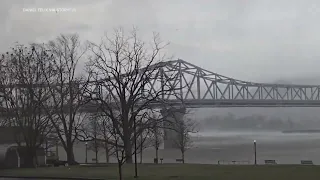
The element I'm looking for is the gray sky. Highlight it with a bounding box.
[1,0,320,83]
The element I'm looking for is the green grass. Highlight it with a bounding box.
[1,164,320,180]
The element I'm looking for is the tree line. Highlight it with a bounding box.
[0,28,197,179]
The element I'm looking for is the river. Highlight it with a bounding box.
[59,130,320,165]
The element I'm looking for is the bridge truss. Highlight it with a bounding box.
[94,59,320,108]
[2,59,320,111]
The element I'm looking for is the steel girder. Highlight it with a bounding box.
[140,59,320,101]
[103,59,320,108]
[2,59,320,109]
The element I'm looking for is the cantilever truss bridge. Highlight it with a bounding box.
[89,59,320,109]
[2,59,320,113]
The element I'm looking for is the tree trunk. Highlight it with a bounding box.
[95,149,98,164]
[140,134,143,164]
[118,161,123,180]
[23,147,37,168]
[155,147,159,160]
[123,115,133,164]
[35,154,39,167]
[124,139,133,163]
[94,139,98,163]
[24,155,36,168]
[66,145,76,165]
[105,143,109,163]
[139,149,143,164]
[182,151,185,164]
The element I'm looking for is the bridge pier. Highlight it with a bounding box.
[161,107,186,149]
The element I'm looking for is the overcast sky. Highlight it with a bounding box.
[1,0,320,83]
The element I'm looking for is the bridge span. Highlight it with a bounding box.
[2,59,320,110]
[81,59,320,110]
[81,100,320,113]
[2,59,320,113]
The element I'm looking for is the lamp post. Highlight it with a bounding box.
[253,140,257,165]
[85,142,88,164]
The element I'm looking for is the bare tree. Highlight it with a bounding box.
[149,114,163,163]
[78,114,116,163]
[136,116,155,164]
[86,117,102,163]
[39,34,90,165]
[82,115,115,163]
[173,116,198,164]
[111,123,126,180]
[99,115,114,163]
[86,27,177,179]
[138,129,145,164]
[0,45,54,167]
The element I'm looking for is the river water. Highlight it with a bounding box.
[183,130,320,164]
[61,130,320,165]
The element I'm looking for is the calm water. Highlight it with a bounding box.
[186,131,320,164]
[60,130,320,165]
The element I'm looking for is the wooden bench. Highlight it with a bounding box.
[301,160,313,165]
[264,160,277,165]
[176,159,184,163]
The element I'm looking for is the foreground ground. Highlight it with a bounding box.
[1,164,320,180]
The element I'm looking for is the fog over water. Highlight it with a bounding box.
[185,130,320,165]
[63,130,320,165]
[196,130,320,145]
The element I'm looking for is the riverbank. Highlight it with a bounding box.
[282,129,320,133]
[1,164,320,180]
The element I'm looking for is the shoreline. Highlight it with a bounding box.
[282,129,320,133]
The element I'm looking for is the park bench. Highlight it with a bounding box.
[264,160,277,165]
[176,159,184,163]
[301,160,313,165]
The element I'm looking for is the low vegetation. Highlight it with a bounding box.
[1,164,320,180]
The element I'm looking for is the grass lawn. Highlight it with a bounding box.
[1,164,320,180]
